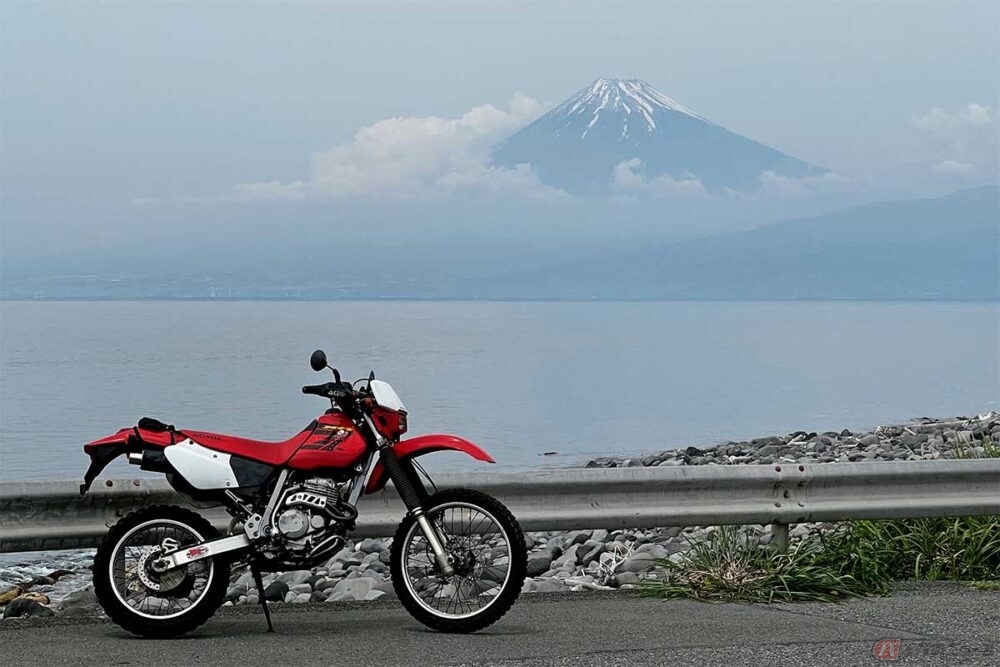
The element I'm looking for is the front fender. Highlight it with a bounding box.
[364,434,495,494]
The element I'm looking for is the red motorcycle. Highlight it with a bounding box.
[80,350,526,637]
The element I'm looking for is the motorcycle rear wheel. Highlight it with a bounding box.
[93,505,230,638]
[390,488,527,633]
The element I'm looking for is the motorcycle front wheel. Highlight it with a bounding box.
[92,505,230,638]
[390,488,527,633]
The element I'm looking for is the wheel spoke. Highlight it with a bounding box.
[108,518,215,620]
[400,500,514,621]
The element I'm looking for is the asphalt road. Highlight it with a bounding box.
[2,583,997,666]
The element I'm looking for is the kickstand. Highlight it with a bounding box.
[250,564,275,633]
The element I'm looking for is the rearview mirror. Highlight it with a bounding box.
[310,349,328,372]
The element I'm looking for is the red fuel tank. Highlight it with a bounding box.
[287,412,368,471]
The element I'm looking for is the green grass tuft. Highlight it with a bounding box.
[639,526,871,603]
[967,580,1000,592]
[642,515,1000,603]
[824,516,1000,584]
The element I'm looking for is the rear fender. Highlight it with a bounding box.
[83,428,134,452]
[80,423,178,494]
[364,434,495,494]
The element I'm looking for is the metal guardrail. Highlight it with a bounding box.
[1,460,998,553]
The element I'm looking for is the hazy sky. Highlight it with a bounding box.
[2,0,998,258]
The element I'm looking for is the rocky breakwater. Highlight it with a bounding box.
[585,411,1000,469]
[517,411,1000,590]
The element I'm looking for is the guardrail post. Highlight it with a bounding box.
[770,522,789,552]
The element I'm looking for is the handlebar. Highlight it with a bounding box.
[302,382,355,403]
[301,383,330,397]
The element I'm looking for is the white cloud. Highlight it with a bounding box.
[931,160,977,176]
[234,93,563,201]
[610,158,706,196]
[913,104,998,178]
[610,159,857,198]
[755,170,855,196]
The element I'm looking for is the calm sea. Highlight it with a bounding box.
[1,300,997,482]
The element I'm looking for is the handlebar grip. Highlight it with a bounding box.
[302,383,355,403]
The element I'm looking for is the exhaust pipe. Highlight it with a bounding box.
[126,450,172,473]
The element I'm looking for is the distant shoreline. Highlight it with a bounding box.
[3,297,998,304]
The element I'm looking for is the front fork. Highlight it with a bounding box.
[363,415,455,577]
[413,510,454,576]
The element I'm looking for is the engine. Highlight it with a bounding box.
[270,478,357,563]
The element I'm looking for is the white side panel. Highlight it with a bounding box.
[370,379,406,412]
[164,439,239,490]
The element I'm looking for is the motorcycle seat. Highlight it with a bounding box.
[181,422,318,467]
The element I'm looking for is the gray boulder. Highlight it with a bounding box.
[263,580,289,602]
[620,553,657,573]
[278,570,312,585]
[356,538,387,554]
[327,578,376,602]
[533,579,564,594]
[373,580,398,600]
[634,543,668,558]
[578,540,604,565]
[317,577,340,591]
[560,531,591,549]
[56,585,98,618]
[526,552,555,577]
[551,544,582,570]
[366,561,388,575]
[613,572,640,587]
[4,598,55,619]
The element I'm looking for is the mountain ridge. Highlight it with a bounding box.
[469,185,1000,300]
[493,78,826,194]
[2,187,994,301]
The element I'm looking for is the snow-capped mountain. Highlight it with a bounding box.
[492,78,825,194]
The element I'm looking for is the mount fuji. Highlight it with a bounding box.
[492,78,826,194]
